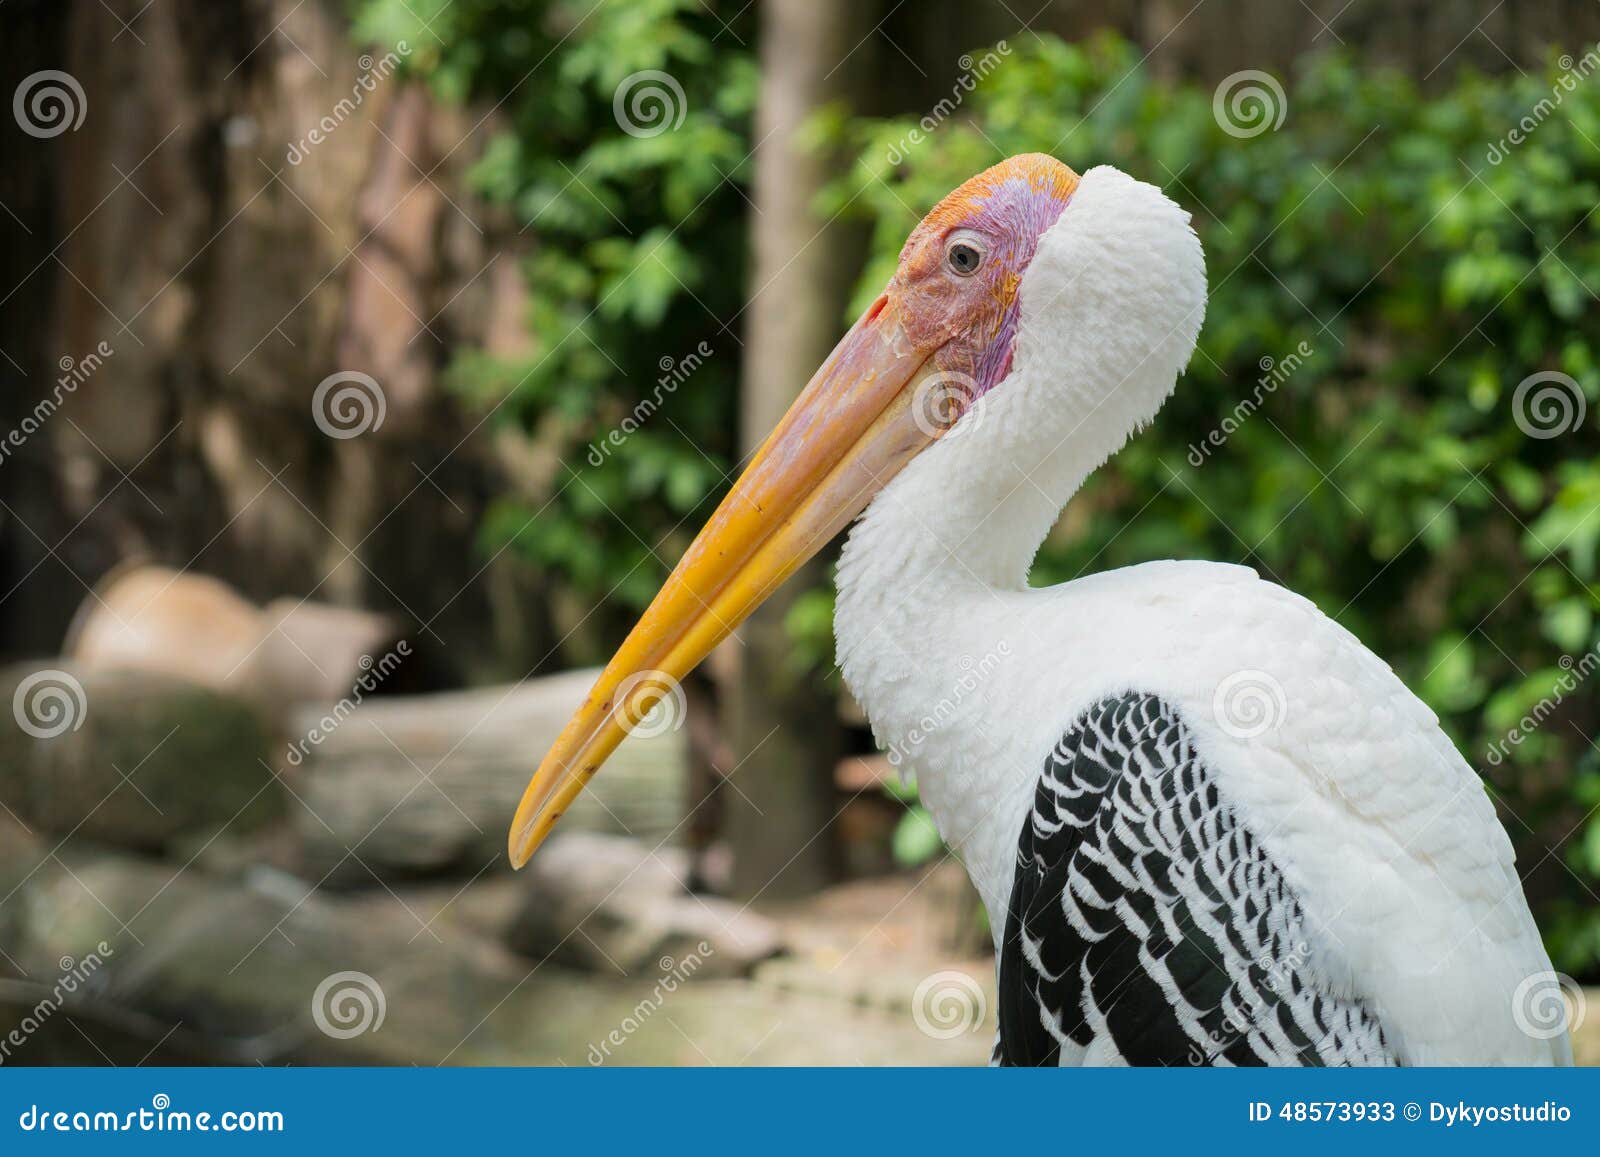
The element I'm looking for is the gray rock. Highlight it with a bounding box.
[288,670,688,885]
[505,833,783,978]
[0,664,284,853]
[0,838,1003,1065]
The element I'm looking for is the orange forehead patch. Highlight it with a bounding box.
[919,153,1080,235]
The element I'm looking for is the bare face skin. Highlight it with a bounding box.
[884,153,1080,409]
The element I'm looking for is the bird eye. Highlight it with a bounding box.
[947,241,983,276]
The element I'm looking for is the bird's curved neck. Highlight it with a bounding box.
[834,382,1139,839]
[836,380,1127,676]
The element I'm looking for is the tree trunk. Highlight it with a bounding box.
[726,0,873,898]
[0,0,547,681]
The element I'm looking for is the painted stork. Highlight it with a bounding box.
[509,154,1573,1066]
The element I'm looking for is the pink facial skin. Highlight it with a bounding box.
[882,154,1080,405]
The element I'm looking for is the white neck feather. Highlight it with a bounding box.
[833,166,1207,899]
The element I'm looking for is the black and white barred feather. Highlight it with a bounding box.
[996,692,1395,1066]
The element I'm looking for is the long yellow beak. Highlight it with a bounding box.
[508,293,946,866]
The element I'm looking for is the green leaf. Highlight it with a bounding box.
[891,806,944,867]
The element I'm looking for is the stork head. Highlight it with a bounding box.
[877,153,1079,411]
[509,154,1205,866]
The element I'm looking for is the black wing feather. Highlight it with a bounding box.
[997,692,1394,1067]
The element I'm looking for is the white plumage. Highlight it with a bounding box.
[834,167,1570,1065]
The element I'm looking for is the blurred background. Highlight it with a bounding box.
[2,0,1599,1065]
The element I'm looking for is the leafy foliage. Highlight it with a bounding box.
[822,35,1600,969]
[353,0,756,638]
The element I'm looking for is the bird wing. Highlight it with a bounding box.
[997,691,1396,1066]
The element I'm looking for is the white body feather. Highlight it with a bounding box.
[834,167,1569,1065]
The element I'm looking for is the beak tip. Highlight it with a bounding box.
[507,794,540,869]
